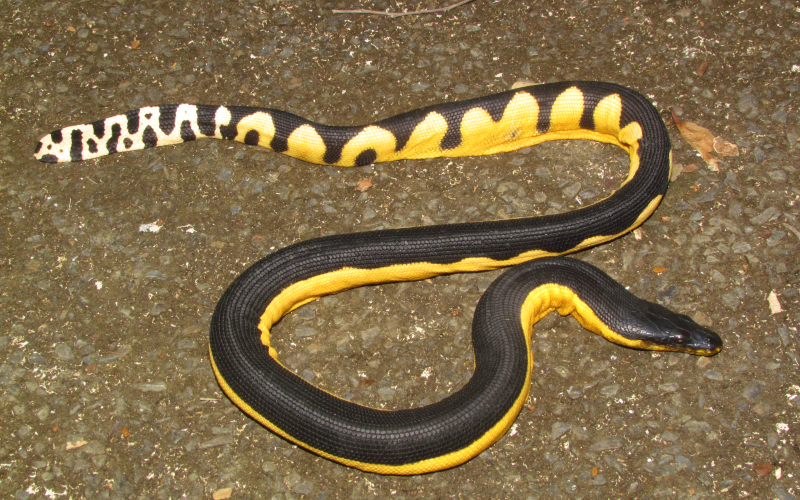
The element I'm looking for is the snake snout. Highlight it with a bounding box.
[632,301,723,355]
[666,312,723,355]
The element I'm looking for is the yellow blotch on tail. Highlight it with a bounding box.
[548,86,584,134]
[339,125,398,165]
[285,124,327,164]
[234,112,276,148]
[592,93,623,137]
[452,91,542,156]
[394,111,449,159]
[618,121,644,184]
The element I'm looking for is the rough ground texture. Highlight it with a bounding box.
[2,0,799,498]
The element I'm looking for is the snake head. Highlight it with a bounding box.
[627,300,723,356]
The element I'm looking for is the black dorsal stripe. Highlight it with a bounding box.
[439,90,516,150]
[577,84,615,131]
[196,105,219,137]
[526,81,575,133]
[578,96,596,131]
[377,107,431,152]
[70,129,83,162]
[51,129,63,144]
[266,109,310,155]
[269,111,306,153]
[439,108,470,151]
[319,126,364,164]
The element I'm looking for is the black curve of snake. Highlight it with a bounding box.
[35,81,722,474]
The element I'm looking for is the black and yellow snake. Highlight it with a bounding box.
[35,81,722,474]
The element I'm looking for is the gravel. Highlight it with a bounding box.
[1,0,799,498]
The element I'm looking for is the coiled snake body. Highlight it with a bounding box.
[35,81,722,474]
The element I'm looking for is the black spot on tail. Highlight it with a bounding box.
[107,123,122,155]
[244,130,260,146]
[88,138,98,154]
[355,149,377,166]
[70,129,84,162]
[51,129,63,144]
[269,135,288,153]
[126,109,140,135]
[34,141,43,154]
[143,126,157,149]
[92,120,105,139]
[220,123,238,140]
[39,154,58,163]
[180,120,196,142]
[159,106,178,135]
[123,138,133,149]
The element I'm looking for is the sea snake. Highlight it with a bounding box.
[35,81,722,474]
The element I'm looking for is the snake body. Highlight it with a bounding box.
[35,82,722,474]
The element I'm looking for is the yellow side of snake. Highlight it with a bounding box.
[35,82,722,474]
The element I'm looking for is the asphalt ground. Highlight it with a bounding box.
[1,0,798,498]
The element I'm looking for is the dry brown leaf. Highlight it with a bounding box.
[713,136,739,157]
[669,108,720,172]
[213,488,233,500]
[66,25,76,32]
[695,60,709,76]
[754,462,773,477]
[356,178,373,192]
[653,267,666,274]
[682,163,700,173]
[131,38,140,49]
